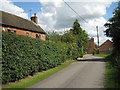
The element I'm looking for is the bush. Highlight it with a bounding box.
[2,32,67,84]
[105,47,120,88]
[105,47,120,68]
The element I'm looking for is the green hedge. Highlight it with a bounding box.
[2,32,67,84]
[105,47,120,68]
[0,31,2,84]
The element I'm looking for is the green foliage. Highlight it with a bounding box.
[105,47,120,68]
[94,54,108,57]
[46,19,88,58]
[104,2,120,68]
[94,48,99,54]
[105,47,120,88]
[61,31,79,58]
[104,3,120,87]
[71,19,83,35]
[105,62,120,88]
[104,2,120,47]
[2,32,67,84]
[70,19,88,57]
[61,31,76,43]
[0,31,2,84]
[46,31,62,42]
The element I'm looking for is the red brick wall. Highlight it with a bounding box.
[1,26,46,41]
[87,38,95,53]
[99,40,113,54]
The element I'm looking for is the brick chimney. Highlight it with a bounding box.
[89,37,95,53]
[91,37,94,42]
[31,13,38,24]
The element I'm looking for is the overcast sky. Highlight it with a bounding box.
[0,0,119,45]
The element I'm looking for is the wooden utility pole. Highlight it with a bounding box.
[96,26,99,47]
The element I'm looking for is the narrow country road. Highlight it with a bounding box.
[29,55,105,88]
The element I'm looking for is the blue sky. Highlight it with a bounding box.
[14,2,42,20]
[103,2,118,20]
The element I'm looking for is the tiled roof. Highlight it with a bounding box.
[0,11,46,34]
[99,40,112,48]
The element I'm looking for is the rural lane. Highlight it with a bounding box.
[29,55,105,88]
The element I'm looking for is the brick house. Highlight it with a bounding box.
[99,40,113,54]
[87,37,113,54]
[0,11,46,40]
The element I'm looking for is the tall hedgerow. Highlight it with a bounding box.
[2,32,67,84]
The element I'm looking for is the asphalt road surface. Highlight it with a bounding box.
[29,55,105,88]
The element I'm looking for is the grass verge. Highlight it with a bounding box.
[94,54,109,57]
[105,62,120,88]
[2,60,76,88]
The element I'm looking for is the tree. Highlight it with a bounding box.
[46,19,88,58]
[61,31,76,43]
[71,19,83,35]
[71,19,88,57]
[104,2,120,68]
[46,31,62,42]
[104,2,120,48]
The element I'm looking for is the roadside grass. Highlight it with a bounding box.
[95,54,120,88]
[105,62,120,88]
[94,54,109,57]
[2,60,76,88]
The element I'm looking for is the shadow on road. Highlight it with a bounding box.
[77,58,105,62]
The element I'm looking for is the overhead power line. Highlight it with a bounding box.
[29,8,33,20]
[63,0,100,46]
[63,0,88,23]
[47,25,54,31]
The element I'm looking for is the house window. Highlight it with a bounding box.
[42,35,44,38]
[26,32,29,37]
[8,29,16,34]
[36,34,41,38]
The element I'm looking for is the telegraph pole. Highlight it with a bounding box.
[96,26,99,47]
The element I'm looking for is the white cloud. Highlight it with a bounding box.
[40,0,118,2]
[0,0,28,19]
[38,0,117,44]
[82,17,112,45]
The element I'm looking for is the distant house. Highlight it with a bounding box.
[99,40,113,54]
[87,38,113,54]
[0,11,46,40]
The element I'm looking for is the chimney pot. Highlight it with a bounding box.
[34,13,36,16]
